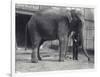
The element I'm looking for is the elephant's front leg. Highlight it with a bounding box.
[31,47,38,63]
[59,36,68,61]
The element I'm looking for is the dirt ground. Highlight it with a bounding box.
[15,47,94,73]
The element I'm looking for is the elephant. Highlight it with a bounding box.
[25,13,70,63]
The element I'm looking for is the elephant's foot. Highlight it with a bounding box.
[59,57,64,62]
[31,58,38,63]
[59,59,64,62]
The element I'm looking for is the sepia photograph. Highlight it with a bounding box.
[15,3,94,73]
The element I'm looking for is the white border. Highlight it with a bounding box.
[11,0,15,76]
[15,0,95,8]
[12,0,98,77]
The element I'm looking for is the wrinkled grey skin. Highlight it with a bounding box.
[26,13,70,63]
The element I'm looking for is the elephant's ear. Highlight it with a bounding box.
[75,10,86,48]
[75,9,85,25]
[65,10,72,23]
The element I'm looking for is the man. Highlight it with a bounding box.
[70,10,83,60]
